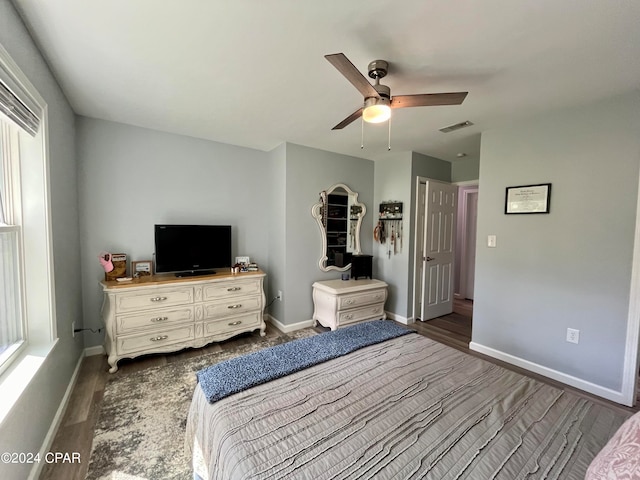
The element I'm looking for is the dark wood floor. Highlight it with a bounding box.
[412,297,473,350]
[39,328,285,480]
[39,300,637,480]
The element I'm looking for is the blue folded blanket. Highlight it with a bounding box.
[196,320,414,403]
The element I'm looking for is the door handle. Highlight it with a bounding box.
[425,256,435,262]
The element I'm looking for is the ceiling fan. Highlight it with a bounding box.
[325,53,468,130]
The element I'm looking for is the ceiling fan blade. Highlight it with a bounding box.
[332,107,363,130]
[391,92,468,108]
[325,53,379,99]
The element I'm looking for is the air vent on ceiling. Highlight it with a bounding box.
[439,120,474,133]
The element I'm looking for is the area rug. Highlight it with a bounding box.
[86,328,318,480]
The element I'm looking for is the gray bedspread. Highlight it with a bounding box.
[185,332,630,480]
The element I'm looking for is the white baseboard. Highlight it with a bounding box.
[386,311,414,325]
[266,314,314,333]
[469,341,626,405]
[28,352,84,480]
[84,345,104,357]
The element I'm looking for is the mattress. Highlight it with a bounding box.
[185,331,629,479]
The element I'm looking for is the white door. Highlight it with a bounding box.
[420,181,458,320]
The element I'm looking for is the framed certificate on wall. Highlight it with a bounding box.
[505,183,551,214]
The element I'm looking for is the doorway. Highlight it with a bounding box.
[413,179,458,322]
[413,178,477,347]
[455,185,478,301]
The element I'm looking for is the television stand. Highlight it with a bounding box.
[100,270,266,372]
[175,270,216,277]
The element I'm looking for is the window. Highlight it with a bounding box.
[0,120,25,369]
[0,43,54,382]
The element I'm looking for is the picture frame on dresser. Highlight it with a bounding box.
[235,256,250,266]
[105,253,127,281]
[132,260,153,278]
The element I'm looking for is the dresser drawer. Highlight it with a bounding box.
[115,287,194,313]
[116,306,194,334]
[202,278,261,301]
[116,324,196,355]
[202,295,262,319]
[338,288,387,310]
[338,303,385,325]
[202,311,262,337]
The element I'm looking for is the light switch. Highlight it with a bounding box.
[488,235,497,248]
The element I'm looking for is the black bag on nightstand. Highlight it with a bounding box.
[351,254,372,280]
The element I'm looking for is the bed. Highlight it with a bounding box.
[185,321,631,479]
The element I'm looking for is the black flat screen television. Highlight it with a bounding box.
[154,224,232,276]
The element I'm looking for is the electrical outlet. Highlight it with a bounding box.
[566,328,580,344]
[72,321,76,338]
[277,290,283,301]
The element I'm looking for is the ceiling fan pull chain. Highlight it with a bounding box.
[361,115,365,149]
[388,115,391,151]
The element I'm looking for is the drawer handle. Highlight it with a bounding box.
[345,299,355,305]
[227,304,243,309]
[150,296,168,302]
[375,294,383,299]
[227,287,241,292]
[150,316,169,323]
[150,335,169,342]
[228,320,242,326]
[344,314,353,320]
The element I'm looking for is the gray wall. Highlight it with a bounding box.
[0,2,83,479]
[75,127,376,334]
[265,143,286,322]
[373,152,412,317]
[373,151,452,321]
[473,91,640,391]
[281,143,375,325]
[452,156,480,183]
[76,117,272,345]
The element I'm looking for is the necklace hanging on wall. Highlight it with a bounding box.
[376,201,403,257]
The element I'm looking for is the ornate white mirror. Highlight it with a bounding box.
[311,183,367,272]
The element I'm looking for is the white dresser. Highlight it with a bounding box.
[312,278,388,331]
[101,271,266,372]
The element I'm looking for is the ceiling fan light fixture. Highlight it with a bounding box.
[362,97,391,123]
[325,53,468,132]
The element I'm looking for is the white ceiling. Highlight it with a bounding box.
[11,0,640,163]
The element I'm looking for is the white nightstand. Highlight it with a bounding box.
[312,278,388,331]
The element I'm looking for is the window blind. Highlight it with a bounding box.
[0,79,40,136]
